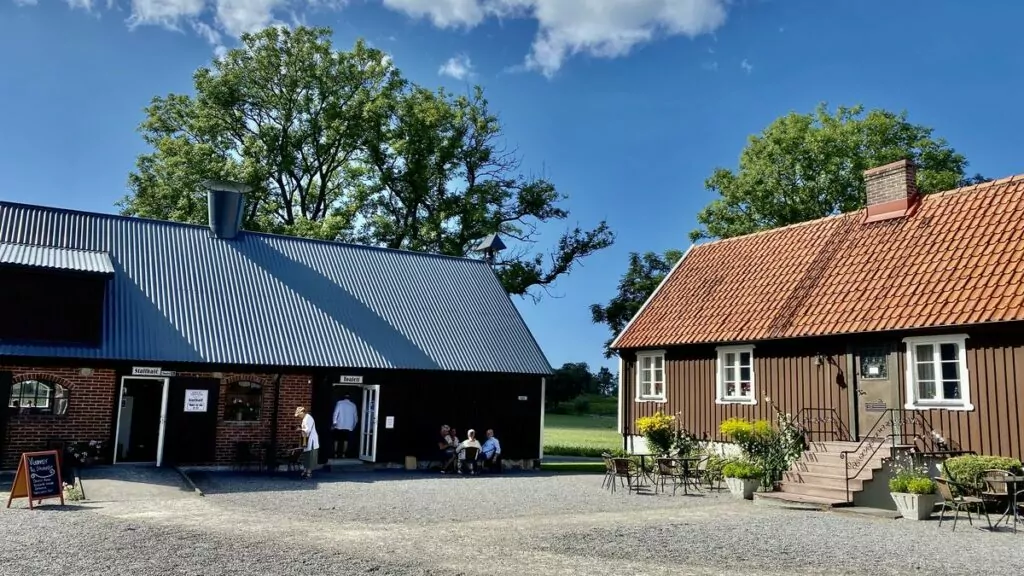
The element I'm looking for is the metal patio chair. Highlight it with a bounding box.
[609,457,642,494]
[935,477,991,532]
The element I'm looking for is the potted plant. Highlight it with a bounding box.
[722,460,762,500]
[889,471,938,521]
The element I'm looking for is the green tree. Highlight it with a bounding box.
[590,249,684,357]
[119,26,613,298]
[690,103,987,242]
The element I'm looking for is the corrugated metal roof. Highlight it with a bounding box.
[0,242,114,274]
[0,202,552,375]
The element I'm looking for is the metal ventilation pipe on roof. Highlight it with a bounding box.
[202,180,252,239]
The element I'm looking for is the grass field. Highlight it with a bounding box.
[543,413,620,456]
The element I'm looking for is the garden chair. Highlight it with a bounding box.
[655,458,690,495]
[697,456,723,491]
[609,457,641,494]
[460,446,480,475]
[935,477,991,532]
[600,453,616,491]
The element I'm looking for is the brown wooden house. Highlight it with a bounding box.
[611,160,1024,492]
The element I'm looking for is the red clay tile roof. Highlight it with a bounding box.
[613,175,1024,349]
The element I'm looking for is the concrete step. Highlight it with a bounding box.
[754,491,852,509]
[782,471,865,491]
[778,481,854,501]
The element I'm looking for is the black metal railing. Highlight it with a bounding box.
[838,409,963,502]
[794,407,852,442]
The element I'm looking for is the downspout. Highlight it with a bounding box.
[268,373,283,473]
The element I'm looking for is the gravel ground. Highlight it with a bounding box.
[3,471,1023,576]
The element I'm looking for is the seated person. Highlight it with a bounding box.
[449,427,460,447]
[438,425,456,471]
[480,428,501,469]
[456,429,483,473]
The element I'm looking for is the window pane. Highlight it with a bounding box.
[943,381,962,400]
[916,361,935,382]
[654,381,664,396]
[642,356,652,369]
[939,343,958,362]
[726,382,736,397]
[724,366,736,383]
[916,344,934,361]
[940,361,959,381]
[8,383,22,407]
[725,353,736,367]
[640,369,652,384]
[654,368,663,384]
[918,380,937,400]
[740,381,752,397]
[740,366,751,382]
[740,352,751,367]
[653,356,664,369]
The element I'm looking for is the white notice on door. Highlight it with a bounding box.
[385,416,394,429]
[868,365,880,376]
[184,389,209,412]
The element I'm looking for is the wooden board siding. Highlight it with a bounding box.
[622,323,1024,460]
[622,340,853,443]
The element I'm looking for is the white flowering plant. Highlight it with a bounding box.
[67,440,106,466]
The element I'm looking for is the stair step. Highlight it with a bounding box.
[754,491,852,509]
[783,471,865,491]
[789,461,879,478]
[778,481,854,501]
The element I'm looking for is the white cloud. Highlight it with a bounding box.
[740,58,752,74]
[438,53,474,80]
[18,0,734,77]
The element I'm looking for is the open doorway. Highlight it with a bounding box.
[114,377,169,465]
[329,384,362,460]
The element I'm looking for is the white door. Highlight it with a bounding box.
[359,385,380,462]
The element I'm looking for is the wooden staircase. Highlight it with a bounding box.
[755,440,891,508]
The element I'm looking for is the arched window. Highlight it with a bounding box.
[224,381,262,422]
[8,379,68,415]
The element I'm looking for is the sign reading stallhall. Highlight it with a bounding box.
[132,366,177,377]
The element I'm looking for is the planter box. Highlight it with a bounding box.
[891,492,939,520]
[725,477,760,500]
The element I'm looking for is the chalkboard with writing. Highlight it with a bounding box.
[5,450,65,509]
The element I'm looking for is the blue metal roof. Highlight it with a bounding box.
[0,242,115,274]
[0,202,552,375]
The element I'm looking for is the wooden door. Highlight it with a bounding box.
[854,345,900,439]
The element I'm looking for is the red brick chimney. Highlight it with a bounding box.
[862,159,920,223]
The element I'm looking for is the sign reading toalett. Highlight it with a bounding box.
[184,389,209,412]
[338,375,363,384]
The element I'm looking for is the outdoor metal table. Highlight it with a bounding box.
[987,475,1024,532]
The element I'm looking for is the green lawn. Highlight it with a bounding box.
[543,413,620,456]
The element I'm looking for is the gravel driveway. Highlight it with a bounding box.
[3,471,1023,575]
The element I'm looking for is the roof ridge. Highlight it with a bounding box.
[692,171,1024,249]
[0,200,494,266]
[0,240,110,255]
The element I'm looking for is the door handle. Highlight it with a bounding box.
[857,389,867,396]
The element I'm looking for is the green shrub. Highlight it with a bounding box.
[906,477,936,495]
[571,396,591,415]
[889,470,936,494]
[943,455,1023,490]
[722,460,762,480]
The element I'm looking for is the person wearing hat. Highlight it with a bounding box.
[294,406,319,479]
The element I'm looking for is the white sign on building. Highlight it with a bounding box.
[184,389,209,412]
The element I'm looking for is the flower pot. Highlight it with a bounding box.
[891,492,939,520]
[725,477,760,500]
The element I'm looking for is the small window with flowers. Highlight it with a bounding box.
[224,381,263,422]
[716,346,756,404]
[8,378,69,415]
[635,351,666,401]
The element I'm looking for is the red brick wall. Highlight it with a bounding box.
[1,365,117,468]
[2,365,313,468]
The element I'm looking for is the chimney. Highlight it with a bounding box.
[862,159,920,223]
[202,180,252,239]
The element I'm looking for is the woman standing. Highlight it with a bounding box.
[294,406,319,479]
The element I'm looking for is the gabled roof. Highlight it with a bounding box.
[0,242,114,274]
[0,202,551,375]
[613,175,1024,350]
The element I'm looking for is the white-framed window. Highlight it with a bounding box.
[716,345,756,404]
[903,334,973,411]
[635,350,666,401]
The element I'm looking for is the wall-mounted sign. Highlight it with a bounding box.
[385,416,395,429]
[518,396,528,401]
[337,375,364,385]
[865,400,887,412]
[131,367,176,377]
[184,389,209,412]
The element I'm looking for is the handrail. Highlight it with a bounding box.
[794,407,851,442]
[838,409,961,502]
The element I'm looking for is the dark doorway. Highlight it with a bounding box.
[164,377,221,465]
[329,384,363,460]
[0,371,11,465]
[116,378,165,462]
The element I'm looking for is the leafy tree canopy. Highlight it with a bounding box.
[690,103,988,242]
[546,362,618,407]
[120,26,613,298]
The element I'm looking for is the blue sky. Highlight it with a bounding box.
[2,0,1023,375]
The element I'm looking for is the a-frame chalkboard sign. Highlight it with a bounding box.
[6,450,65,509]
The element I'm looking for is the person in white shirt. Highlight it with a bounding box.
[456,429,483,474]
[331,395,359,458]
[294,406,319,479]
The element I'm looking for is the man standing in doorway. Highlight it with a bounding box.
[332,394,358,458]
[294,406,319,479]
